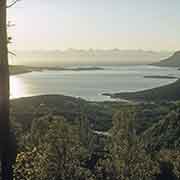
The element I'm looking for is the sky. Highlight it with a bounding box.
[8,0,180,51]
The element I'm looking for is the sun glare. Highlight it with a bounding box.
[10,76,25,99]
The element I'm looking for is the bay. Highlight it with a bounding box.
[10,65,180,101]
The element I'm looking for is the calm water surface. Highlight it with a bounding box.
[10,66,180,101]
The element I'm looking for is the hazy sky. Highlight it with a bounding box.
[8,0,180,51]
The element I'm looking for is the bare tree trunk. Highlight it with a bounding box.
[0,0,13,179]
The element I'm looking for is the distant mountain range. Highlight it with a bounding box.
[11,49,171,67]
[152,51,180,67]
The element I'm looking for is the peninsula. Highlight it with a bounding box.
[10,65,104,75]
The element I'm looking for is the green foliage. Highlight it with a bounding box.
[108,109,159,180]
[11,96,180,179]
[157,150,180,178]
[14,147,39,180]
[14,116,89,180]
[143,109,180,150]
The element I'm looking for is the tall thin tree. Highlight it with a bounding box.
[0,0,13,179]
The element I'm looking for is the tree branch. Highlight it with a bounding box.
[8,51,16,56]
[7,21,15,28]
[6,0,20,8]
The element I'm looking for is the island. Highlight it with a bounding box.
[43,66,104,71]
[144,75,177,79]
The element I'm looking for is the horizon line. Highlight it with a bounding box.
[11,48,175,52]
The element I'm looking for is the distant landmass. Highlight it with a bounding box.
[11,49,171,67]
[103,79,180,102]
[152,51,180,67]
[10,65,35,75]
[9,65,104,75]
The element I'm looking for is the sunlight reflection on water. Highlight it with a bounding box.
[10,76,27,99]
[9,66,180,101]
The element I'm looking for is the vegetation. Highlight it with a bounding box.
[1,1,179,180]
[14,116,89,180]
[7,95,180,179]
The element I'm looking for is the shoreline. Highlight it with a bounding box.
[10,65,105,75]
[10,65,180,103]
[102,78,180,102]
[10,94,130,104]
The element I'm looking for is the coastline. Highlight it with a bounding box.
[102,78,180,102]
[11,65,180,103]
[10,65,105,75]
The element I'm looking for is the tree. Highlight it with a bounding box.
[0,0,18,179]
[109,109,159,180]
[14,116,89,180]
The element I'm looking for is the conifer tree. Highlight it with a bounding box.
[0,0,18,179]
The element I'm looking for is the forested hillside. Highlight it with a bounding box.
[10,95,180,179]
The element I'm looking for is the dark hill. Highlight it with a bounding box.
[152,51,180,67]
[11,95,113,131]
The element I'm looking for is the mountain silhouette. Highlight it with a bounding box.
[153,51,180,67]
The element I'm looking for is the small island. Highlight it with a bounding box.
[64,67,104,71]
[144,75,177,79]
[43,66,104,71]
